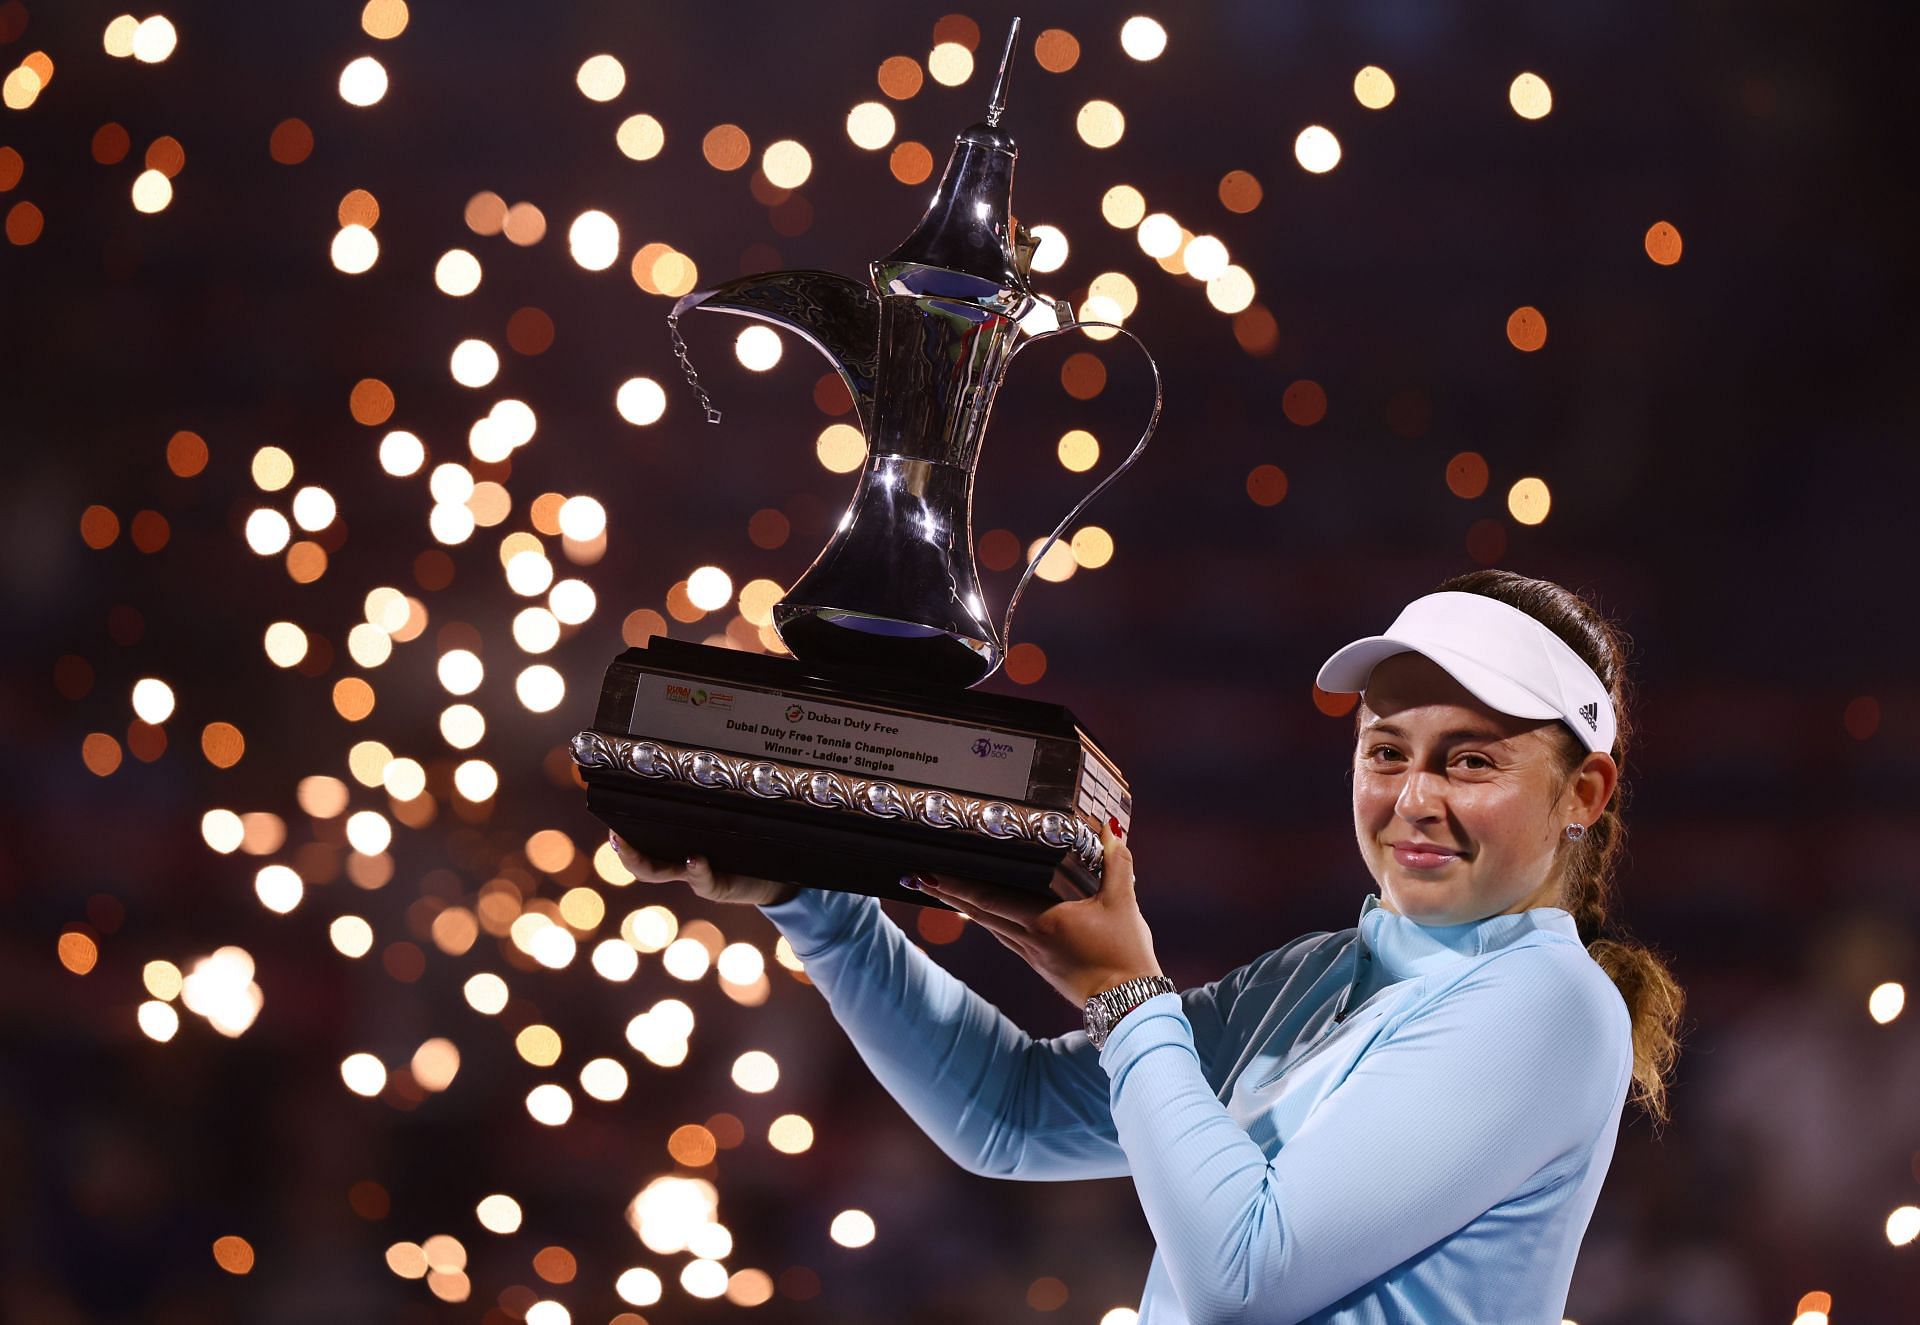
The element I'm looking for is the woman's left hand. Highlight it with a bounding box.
[914,820,1163,1008]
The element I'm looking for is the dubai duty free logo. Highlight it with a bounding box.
[785,704,805,722]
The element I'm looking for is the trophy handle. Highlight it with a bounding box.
[993,317,1164,670]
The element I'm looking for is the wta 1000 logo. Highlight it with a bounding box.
[971,736,1015,760]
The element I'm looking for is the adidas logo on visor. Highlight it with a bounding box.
[1578,701,1599,731]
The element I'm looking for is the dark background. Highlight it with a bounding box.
[4,1,1918,1322]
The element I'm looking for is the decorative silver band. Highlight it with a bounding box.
[572,729,1103,877]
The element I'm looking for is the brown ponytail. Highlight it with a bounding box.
[1431,569,1686,1128]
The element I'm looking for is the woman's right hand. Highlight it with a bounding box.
[608,833,800,907]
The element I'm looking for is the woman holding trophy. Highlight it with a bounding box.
[611,568,1685,1323]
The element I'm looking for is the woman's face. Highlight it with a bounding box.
[1351,652,1617,926]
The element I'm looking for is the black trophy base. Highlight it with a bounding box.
[573,638,1131,908]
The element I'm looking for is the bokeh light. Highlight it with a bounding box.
[1355,65,1397,109]
[1120,17,1168,61]
[1294,126,1342,173]
[1076,100,1125,149]
[1510,71,1553,119]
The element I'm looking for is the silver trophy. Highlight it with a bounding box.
[575,20,1162,902]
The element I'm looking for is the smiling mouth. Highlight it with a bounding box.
[1390,843,1466,869]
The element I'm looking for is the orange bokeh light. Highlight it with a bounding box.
[1233,305,1279,357]
[1246,464,1289,507]
[532,1246,577,1284]
[932,14,980,50]
[1034,28,1080,73]
[58,930,99,975]
[338,188,380,228]
[350,377,395,425]
[977,528,1020,571]
[212,1235,255,1275]
[1446,452,1490,499]
[889,141,933,185]
[877,55,923,99]
[1282,380,1327,426]
[82,733,123,776]
[702,124,751,171]
[1060,353,1106,400]
[1004,642,1047,685]
[269,118,314,165]
[80,505,120,548]
[145,135,186,178]
[1218,170,1263,213]
[6,200,43,246]
[1645,221,1683,265]
[130,510,170,553]
[747,509,790,550]
[507,306,555,355]
[91,123,131,165]
[1506,306,1547,351]
[167,430,208,476]
[201,722,246,767]
[621,608,668,647]
[1312,685,1359,717]
[668,1123,718,1166]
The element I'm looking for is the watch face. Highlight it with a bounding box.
[1085,999,1112,1043]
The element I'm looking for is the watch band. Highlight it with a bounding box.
[1084,974,1176,1048]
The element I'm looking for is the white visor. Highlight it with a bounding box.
[1315,591,1616,754]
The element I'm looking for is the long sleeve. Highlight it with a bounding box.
[758,887,1270,1182]
[1096,945,1631,1325]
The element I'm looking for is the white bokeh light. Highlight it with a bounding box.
[254,865,304,914]
[616,377,667,426]
[245,508,292,555]
[341,1052,388,1097]
[450,339,500,388]
[453,759,498,801]
[687,565,734,612]
[557,496,606,540]
[338,56,389,106]
[830,1209,876,1248]
[331,225,379,273]
[132,677,176,723]
[734,325,783,372]
[379,430,424,476]
[1028,223,1069,274]
[1294,125,1342,173]
[435,249,482,296]
[512,606,562,653]
[1120,16,1168,60]
[515,665,565,713]
[526,1083,574,1125]
[437,649,484,696]
[568,210,620,271]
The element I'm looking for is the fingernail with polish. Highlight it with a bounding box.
[898,874,923,891]
[1108,815,1125,838]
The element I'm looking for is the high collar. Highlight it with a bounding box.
[1354,892,1581,983]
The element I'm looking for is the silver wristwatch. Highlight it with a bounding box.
[1084,975,1177,1048]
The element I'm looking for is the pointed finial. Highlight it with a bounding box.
[986,17,1021,127]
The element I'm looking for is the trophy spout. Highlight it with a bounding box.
[672,271,881,433]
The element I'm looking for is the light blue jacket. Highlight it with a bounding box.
[757,886,1633,1324]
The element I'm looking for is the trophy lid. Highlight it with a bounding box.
[877,19,1034,302]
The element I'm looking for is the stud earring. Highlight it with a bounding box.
[1564,823,1587,842]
